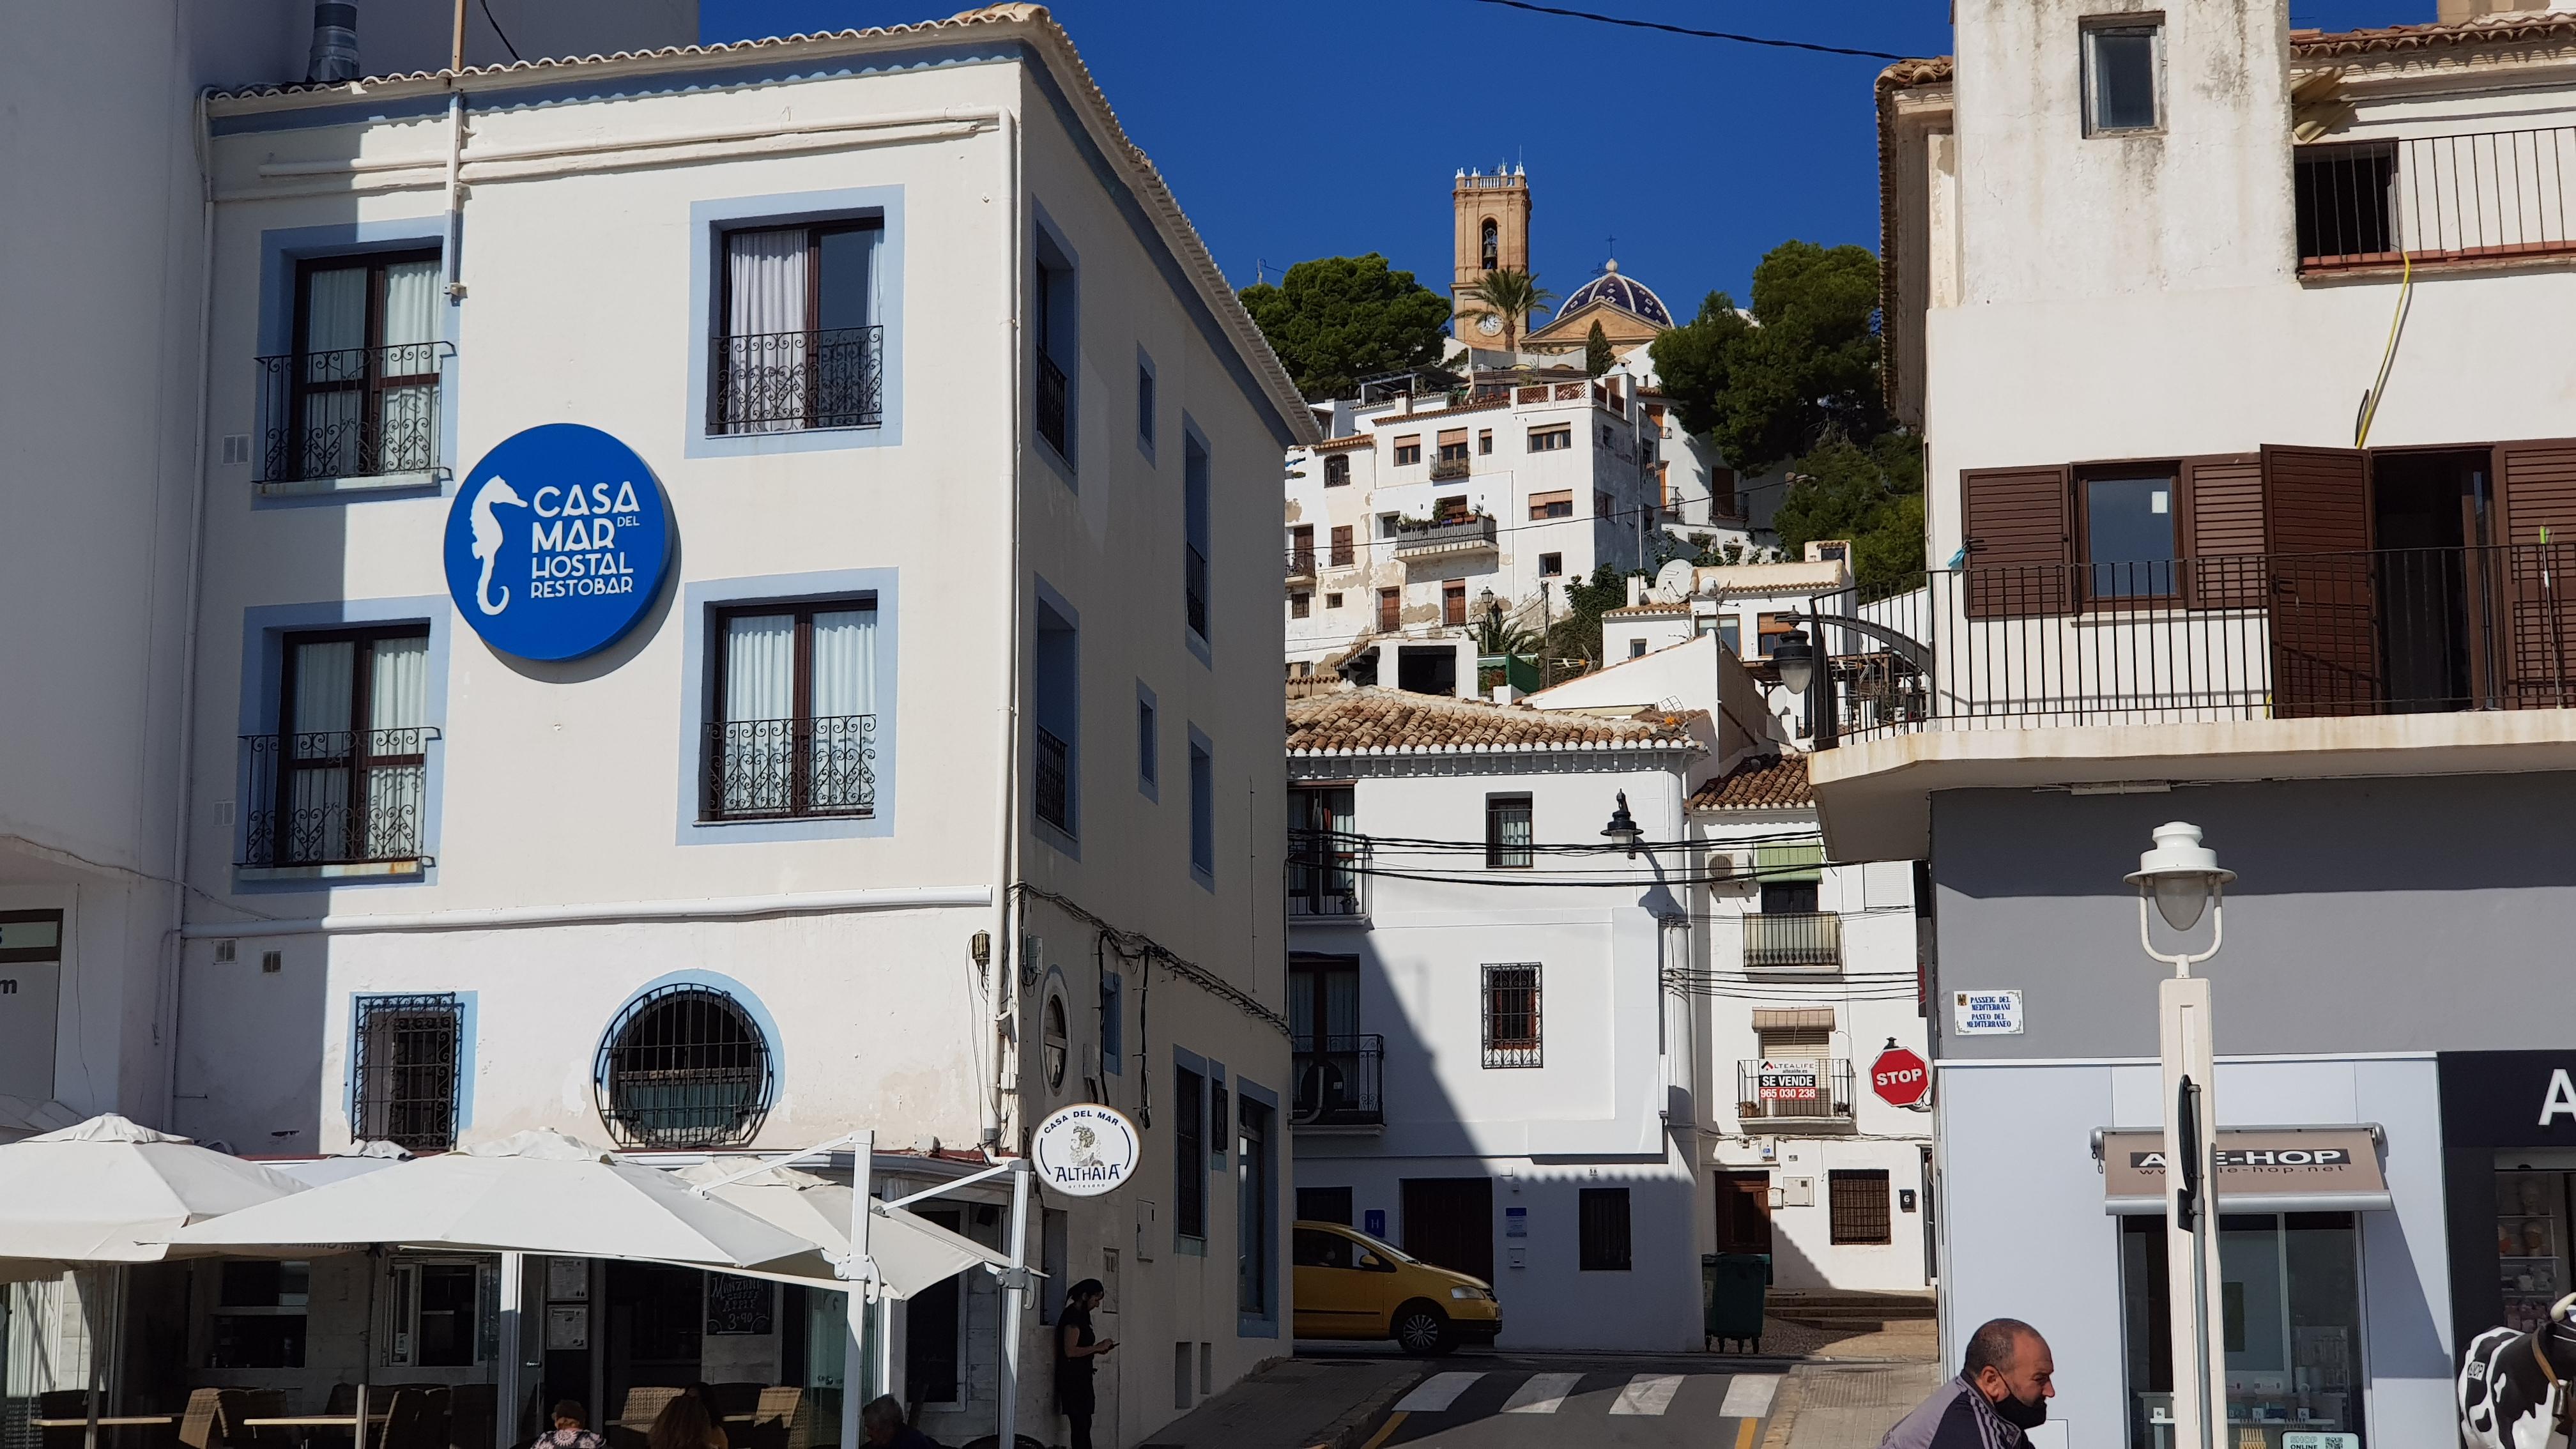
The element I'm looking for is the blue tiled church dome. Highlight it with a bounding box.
[1559,259,1671,328]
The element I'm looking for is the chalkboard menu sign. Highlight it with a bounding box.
[705,1278,774,1337]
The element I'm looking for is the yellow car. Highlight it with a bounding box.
[1291,1219,1501,1354]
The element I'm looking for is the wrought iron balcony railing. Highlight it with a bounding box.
[1808,544,2576,742]
[253,342,450,485]
[702,715,877,820]
[1287,829,1368,919]
[1034,725,1072,832]
[1737,1058,1856,1123]
[1430,456,1472,481]
[239,727,436,868]
[1292,1034,1383,1127]
[1286,550,1318,580]
[1742,911,1844,972]
[709,326,885,434]
[1036,351,1070,457]
[1392,515,1498,560]
[2297,125,2576,274]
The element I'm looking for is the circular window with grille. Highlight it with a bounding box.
[594,984,775,1149]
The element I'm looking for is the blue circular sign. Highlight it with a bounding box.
[443,424,673,661]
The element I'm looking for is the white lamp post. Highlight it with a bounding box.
[2124,823,2234,1449]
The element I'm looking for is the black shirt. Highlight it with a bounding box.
[1059,1303,1096,1379]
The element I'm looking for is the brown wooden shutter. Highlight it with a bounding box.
[2181,454,2266,608]
[2494,440,2576,707]
[2259,445,2375,717]
[1960,465,2073,618]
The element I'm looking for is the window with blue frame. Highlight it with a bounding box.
[1175,1062,1207,1241]
[1184,434,1211,643]
[1237,1092,1275,1321]
[1188,733,1215,884]
[244,627,433,868]
[1034,598,1079,839]
[257,252,445,486]
[1035,233,1077,467]
[704,602,879,820]
[1137,684,1159,797]
[712,221,884,434]
[1137,352,1157,454]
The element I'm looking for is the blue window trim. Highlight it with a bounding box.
[1100,971,1124,1077]
[1031,202,1080,488]
[1135,346,1158,462]
[592,968,788,1107]
[1181,413,1213,668]
[1030,574,1081,860]
[1135,680,1160,801]
[675,567,901,845]
[684,185,906,459]
[1187,724,1216,891]
[1174,1045,1210,1255]
[346,989,477,1138]
[234,596,453,891]
[1236,1074,1281,1337]
[252,218,459,508]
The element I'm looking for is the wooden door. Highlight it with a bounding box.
[1960,465,2073,618]
[1713,1171,1774,1254]
[2495,440,2576,707]
[2261,445,2377,717]
[1400,1177,1494,1283]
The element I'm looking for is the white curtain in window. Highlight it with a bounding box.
[724,229,808,434]
[302,267,369,476]
[723,615,796,812]
[287,640,355,861]
[379,260,440,471]
[809,608,876,719]
[809,607,877,811]
[364,636,429,859]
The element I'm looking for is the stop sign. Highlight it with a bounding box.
[1870,1046,1931,1108]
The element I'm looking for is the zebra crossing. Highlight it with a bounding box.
[1388,1368,1781,1420]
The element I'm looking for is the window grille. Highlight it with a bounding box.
[1829,1169,1892,1245]
[595,985,775,1148]
[353,994,462,1153]
[1482,963,1542,1068]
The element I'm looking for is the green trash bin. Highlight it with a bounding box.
[1703,1252,1768,1353]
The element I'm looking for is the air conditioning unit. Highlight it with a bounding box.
[1705,849,1752,880]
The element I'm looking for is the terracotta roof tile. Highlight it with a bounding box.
[1309,435,1377,453]
[1287,689,1702,755]
[2296,12,2576,57]
[1689,753,1812,812]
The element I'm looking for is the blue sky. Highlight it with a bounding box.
[703,1,2429,320]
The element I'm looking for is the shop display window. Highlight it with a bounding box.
[2496,1168,2574,1333]
[2118,1213,2365,1449]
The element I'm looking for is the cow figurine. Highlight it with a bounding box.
[2463,1292,2576,1449]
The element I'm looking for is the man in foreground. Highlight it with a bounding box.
[1880,1317,2056,1449]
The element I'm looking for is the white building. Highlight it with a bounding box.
[1850,4,2576,1445]
[1278,170,1749,689]
[1523,638,1935,1300]
[4,7,1312,1449]
[1281,689,1724,1351]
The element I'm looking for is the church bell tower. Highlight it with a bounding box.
[1452,165,1531,319]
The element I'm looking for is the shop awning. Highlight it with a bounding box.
[2096,1125,2390,1215]
[1752,1008,1836,1031]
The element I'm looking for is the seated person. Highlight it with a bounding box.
[859,1397,938,1449]
[534,1402,604,1449]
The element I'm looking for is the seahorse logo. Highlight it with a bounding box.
[469,479,528,616]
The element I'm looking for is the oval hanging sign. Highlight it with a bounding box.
[443,424,673,661]
[1032,1104,1141,1198]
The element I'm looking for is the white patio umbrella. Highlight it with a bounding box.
[670,1161,1013,1299]
[165,1128,818,1268]
[0,1114,314,1449]
[0,1113,310,1280]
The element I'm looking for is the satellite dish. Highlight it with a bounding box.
[1653,558,1696,604]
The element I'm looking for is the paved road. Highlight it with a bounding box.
[1361,1359,1786,1449]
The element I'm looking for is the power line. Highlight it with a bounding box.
[479,0,523,63]
[1462,0,1908,61]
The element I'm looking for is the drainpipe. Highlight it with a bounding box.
[985,107,1023,1151]
[163,85,220,1126]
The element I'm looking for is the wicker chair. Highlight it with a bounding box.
[606,1388,681,1449]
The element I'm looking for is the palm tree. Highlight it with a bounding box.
[1457,269,1556,357]
[1471,598,1540,661]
